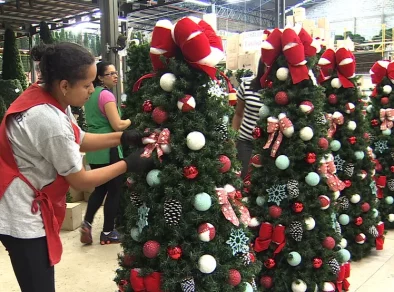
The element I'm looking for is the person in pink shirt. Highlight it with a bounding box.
[81,61,132,244]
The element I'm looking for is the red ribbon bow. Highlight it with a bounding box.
[254,222,286,254]
[370,61,394,96]
[376,221,385,250]
[216,185,251,226]
[326,111,344,138]
[374,176,386,199]
[260,27,320,87]
[336,262,351,292]
[263,114,294,157]
[318,47,356,88]
[130,269,162,292]
[141,129,170,162]
[319,155,346,192]
[380,108,394,131]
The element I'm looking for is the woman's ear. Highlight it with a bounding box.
[59,80,69,96]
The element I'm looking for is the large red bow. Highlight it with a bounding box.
[263,113,294,157]
[326,111,344,138]
[319,155,346,192]
[370,61,394,96]
[254,222,286,254]
[141,129,170,162]
[318,47,356,88]
[376,221,385,250]
[380,108,394,131]
[375,176,386,199]
[130,269,162,292]
[216,185,251,226]
[260,26,320,87]
[336,262,350,292]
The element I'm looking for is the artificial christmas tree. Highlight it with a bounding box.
[115,17,260,292]
[367,60,394,230]
[248,27,348,291]
[318,47,382,260]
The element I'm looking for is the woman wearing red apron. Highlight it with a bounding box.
[0,42,153,292]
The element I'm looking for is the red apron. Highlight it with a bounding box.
[0,83,80,266]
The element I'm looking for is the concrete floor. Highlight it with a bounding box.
[1,202,394,291]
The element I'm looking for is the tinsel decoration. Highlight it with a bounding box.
[164,199,183,226]
[344,163,355,177]
[369,225,379,238]
[328,258,340,275]
[289,221,303,241]
[130,192,143,207]
[287,180,299,199]
[337,196,350,211]
[215,124,228,141]
[180,277,195,292]
[388,179,394,191]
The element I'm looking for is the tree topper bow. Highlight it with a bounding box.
[369,60,394,97]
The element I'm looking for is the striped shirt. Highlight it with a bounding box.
[237,80,263,141]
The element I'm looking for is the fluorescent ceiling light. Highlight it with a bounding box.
[285,0,313,13]
[184,0,210,6]
[0,1,6,4]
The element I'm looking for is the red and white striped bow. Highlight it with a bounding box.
[319,155,346,192]
[326,111,344,138]
[263,113,294,157]
[380,108,394,131]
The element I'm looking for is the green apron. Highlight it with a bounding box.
[84,86,123,164]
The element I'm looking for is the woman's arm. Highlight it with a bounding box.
[79,132,122,152]
[105,101,131,131]
[232,99,245,130]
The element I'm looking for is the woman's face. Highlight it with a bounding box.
[64,63,96,107]
[100,64,118,89]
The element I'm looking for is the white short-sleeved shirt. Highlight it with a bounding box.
[0,104,85,239]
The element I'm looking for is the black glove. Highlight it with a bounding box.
[121,130,149,147]
[123,149,155,173]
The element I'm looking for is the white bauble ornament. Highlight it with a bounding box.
[299,127,314,141]
[356,233,366,244]
[259,104,270,118]
[388,214,394,222]
[350,194,361,204]
[177,95,196,112]
[161,144,171,154]
[291,279,307,292]
[345,102,355,114]
[186,131,206,151]
[383,85,392,94]
[276,67,289,81]
[304,217,316,230]
[248,217,260,228]
[339,238,348,248]
[322,282,335,292]
[198,255,217,274]
[366,105,373,113]
[278,113,294,137]
[331,78,342,88]
[333,191,341,200]
[160,73,177,92]
[243,282,253,292]
[347,121,357,131]
[198,223,216,242]
[299,101,314,114]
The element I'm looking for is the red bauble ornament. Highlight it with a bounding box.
[228,269,242,286]
[269,205,282,218]
[142,100,153,112]
[267,81,273,88]
[252,127,262,139]
[219,155,231,173]
[264,258,276,269]
[275,91,289,105]
[167,246,182,260]
[313,257,323,269]
[371,119,379,127]
[318,137,329,150]
[348,136,357,144]
[198,223,216,242]
[305,152,316,164]
[354,217,363,226]
[260,276,273,289]
[183,166,198,179]
[177,95,196,112]
[322,237,336,250]
[356,233,366,244]
[143,240,160,258]
[152,107,168,124]
[363,133,371,141]
[118,279,128,292]
[123,254,134,266]
[391,166,394,173]
[251,154,263,167]
[361,202,371,212]
[381,97,390,105]
[292,202,304,213]
[345,102,355,114]
[344,180,352,188]
[328,94,338,104]
[248,252,256,263]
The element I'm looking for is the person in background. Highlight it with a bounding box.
[232,61,266,178]
[80,61,131,245]
[0,43,153,292]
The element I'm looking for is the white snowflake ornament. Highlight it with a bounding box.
[226,228,249,256]
[267,184,287,206]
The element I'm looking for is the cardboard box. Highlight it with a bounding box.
[318,18,330,29]
[226,53,238,71]
[286,15,295,26]
[61,203,82,231]
[237,52,260,74]
[239,30,266,53]
[302,19,316,35]
[69,187,84,202]
[313,28,325,39]
[226,34,240,55]
[293,7,306,17]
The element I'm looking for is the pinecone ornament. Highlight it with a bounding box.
[215,124,228,141]
[240,252,251,266]
[335,220,342,234]
[344,163,355,177]
[337,196,350,211]
[388,179,394,191]
[287,180,299,199]
[164,199,182,226]
[130,192,143,207]
[316,113,327,125]
[289,221,303,241]
[251,279,257,290]
[369,225,379,238]
[328,258,340,275]
[180,277,195,292]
